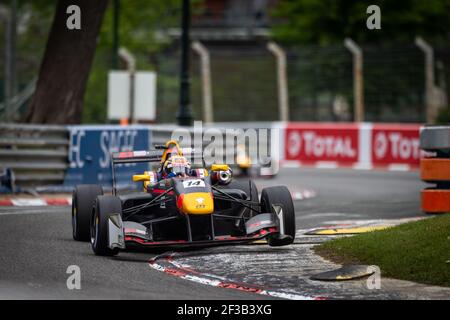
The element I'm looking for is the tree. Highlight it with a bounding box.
[272,0,450,45]
[25,0,108,124]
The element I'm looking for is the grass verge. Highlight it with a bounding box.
[314,214,450,287]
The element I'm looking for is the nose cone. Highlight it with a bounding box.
[178,192,214,214]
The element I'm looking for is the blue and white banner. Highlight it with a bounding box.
[64,125,151,187]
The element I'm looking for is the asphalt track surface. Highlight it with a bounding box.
[0,168,425,299]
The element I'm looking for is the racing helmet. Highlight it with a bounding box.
[161,140,183,163]
[163,156,190,176]
[162,159,173,176]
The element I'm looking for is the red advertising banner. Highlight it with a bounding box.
[371,124,422,167]
[285,123,360,164]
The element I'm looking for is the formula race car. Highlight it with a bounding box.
[234,143,277,178]
[71,140,295,256]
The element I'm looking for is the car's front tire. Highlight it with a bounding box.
[72,184,103,241]
[91,195,122,256]
[260,186,296,246]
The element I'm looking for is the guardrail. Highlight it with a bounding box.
[0,123,69,190]
[0,121,424,193]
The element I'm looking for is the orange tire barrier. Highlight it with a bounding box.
[420,158,450,181]
[421,189,450,214]
[420,126,450,214]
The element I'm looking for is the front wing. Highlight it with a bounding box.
[108,213,287,249]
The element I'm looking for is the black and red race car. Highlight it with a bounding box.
[71,140,295,256]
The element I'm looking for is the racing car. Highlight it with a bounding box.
[234,143,277,178]
[71,140,295,256]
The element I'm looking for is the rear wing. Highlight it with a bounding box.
[111,148,204,165]
[110,150,163,195]
[112,150,163,164]
[110,148,205,195]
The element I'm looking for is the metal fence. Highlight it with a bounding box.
[1,33,449,124]
[0,123,69,190]
[156,42,450,124]
[156,44,279,123]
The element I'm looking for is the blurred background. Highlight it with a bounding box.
[0,0,449,124]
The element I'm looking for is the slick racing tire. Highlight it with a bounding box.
[226,179,259,217]
[72,184,103,241]
[260,186,295,246]
[91,195,122,256]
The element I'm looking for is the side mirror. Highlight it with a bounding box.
[132,174,150,182]
[211,164,229,172]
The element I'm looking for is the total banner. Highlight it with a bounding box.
[371,124,422,167]
[284,122,422,170]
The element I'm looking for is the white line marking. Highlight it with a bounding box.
[387,164,411,171]
[352,163,373,170]
[11,199,47,206]
[315,161,339,169]
[0,198,71,207]
[148,256,319,300]
[282,161,302,168]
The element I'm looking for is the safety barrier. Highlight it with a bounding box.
[0,121,424,193]
[420,125,450,214]
[0,123,69,190]
[0,122,277,192]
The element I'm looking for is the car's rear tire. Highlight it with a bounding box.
[260,186,295,245]
[72,184,103,241]
[91,195,122,256]
[227,179,259,216]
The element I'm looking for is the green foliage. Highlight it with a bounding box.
[272,0,450,45]
[98,0,181,68]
